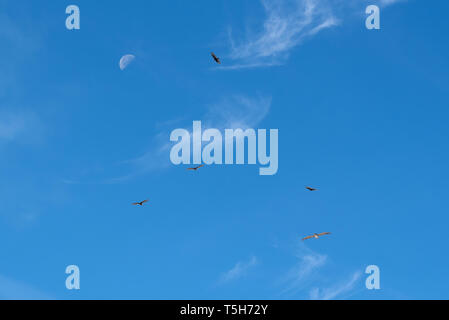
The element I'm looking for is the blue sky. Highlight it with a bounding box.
[0,0,448,300]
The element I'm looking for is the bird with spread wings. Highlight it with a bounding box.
[132,199,149,206]
[306,186,318,191]
[302,232,331,241]
[187,164,204,171]
[211,52,221,64]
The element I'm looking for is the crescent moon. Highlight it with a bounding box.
[119,54,135,70]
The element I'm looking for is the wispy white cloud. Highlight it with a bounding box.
[205,94,272,130]
[223,0,339,69]
[0,110,43,145]
[379,0,407,7]
[0,12,42,98]
[98,94,272,182]
[220,256,258,283]
[281,250,328,294]
[0,11,44,144]
[220,0,408,69]
[0,13,40,53]
[277,241,363,299]
[0,274,52,300]
[0,113,28,141]
[309,271,362,300]
[62,93,272,184]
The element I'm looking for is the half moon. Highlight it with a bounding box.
[119,54,135,70]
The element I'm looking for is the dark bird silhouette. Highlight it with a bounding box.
[302,232,331,241]
[306,186,318,191]
[211,52,221,64]
[132,199,149,206]
[187,164,204,171]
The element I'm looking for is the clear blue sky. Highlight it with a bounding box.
[1,0,448,300]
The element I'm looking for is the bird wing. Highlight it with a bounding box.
[302,235,314,241]
[211,53,220,63]
[132,202,140,205]
[196,165,204,169]
[141,200,149,204]
[318,232,331,237]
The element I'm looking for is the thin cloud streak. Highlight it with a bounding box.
[219,256,258,283]
[280,250,328,295]
[0,110,43,145]
[379,0,407,6]
[0,274,52,300]
[226,0,339,69]
[0,114,27,141]
[63,94,272,184]
[0,12,42,98]
[205,95,272,130]
[223,0,408,69]
[309,271,362,300]
[107,94,272,182]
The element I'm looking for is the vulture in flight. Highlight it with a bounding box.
[187,164,204,171]
[306,186,318,191]
[132,199,149,206]
[211,52,221,64]
[302,232,331,241]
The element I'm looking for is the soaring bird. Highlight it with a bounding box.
[132,199,149,206]
[211,52,221,64]
[302,232,331,241]
[187,164,204,171]
[306,186,318,191]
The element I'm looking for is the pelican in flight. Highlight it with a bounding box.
[302,232,331,241]
[187,164,204,171]
[132,199,149,206]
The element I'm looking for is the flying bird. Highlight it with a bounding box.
[302,232,331,241]
[187,165,204,171]
[132,199,149,206]
[211,52,221,64]
[306,186,318,191]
